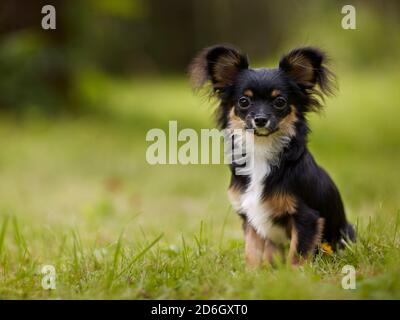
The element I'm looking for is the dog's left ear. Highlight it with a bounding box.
[189,45,249,93]
[279,47,335,98]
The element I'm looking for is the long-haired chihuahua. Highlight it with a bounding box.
[189,45,355,266]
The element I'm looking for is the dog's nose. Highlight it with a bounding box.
[254,116,268,128]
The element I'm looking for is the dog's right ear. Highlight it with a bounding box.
[189,45,248,92]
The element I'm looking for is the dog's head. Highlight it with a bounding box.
[189,45,336,136]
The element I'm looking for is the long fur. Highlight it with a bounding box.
[189,44,355,264]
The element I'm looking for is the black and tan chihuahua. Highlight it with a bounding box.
[189,45,355,266]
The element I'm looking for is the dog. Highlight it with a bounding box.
[189,44,355,266]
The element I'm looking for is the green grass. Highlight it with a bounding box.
[0,67,399,299]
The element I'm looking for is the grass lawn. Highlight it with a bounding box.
[0,68,399,299]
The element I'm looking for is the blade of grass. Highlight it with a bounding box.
[218,207,231,250]
[194,220,204,256]
[0,215,10,256]
[72,227,87,273]
[392,210,400,244]
[116,233,163,279]
[181,234,189,266]
[107,230,124,288]
[12,216,28,258]
[72,235,79,274]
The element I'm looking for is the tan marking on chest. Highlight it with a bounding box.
[263,193,297,219]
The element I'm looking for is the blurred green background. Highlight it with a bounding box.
[0,0,400,299]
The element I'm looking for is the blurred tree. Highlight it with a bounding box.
[0,0,399,114]
[0,0,74,114]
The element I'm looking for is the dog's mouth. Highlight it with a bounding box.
[252,127,278,137]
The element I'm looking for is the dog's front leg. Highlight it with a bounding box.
[288,205,324,265]
[244,223,279,267]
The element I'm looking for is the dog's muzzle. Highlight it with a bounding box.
[252,116,277,136]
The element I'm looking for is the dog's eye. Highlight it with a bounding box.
[238,96,250,109]
[273,97,287,110]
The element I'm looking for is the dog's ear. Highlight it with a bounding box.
[279,47,336,103]
[189,45,248,92]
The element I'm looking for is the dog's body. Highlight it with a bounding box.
[189,45,355,265]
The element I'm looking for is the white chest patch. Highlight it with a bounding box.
[238,133,291,243]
